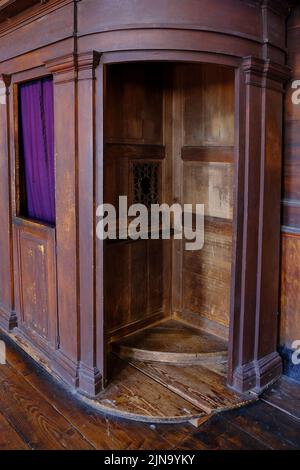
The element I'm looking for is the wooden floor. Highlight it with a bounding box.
[0,333,300,450]
[90,320,254,422]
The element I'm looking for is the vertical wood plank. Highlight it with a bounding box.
[0,75,15,330]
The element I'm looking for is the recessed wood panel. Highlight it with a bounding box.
[280,233,300,347]
[105,239,166,335]
[280,6,300,353]
[13,219,57,353]
[105,63,164,144]
[183,217,232,328]
[182,64,234,147]
[183,161,233,220]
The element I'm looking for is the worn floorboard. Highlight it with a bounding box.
[0,333,300,450]
[221,401,300,450]
[89,355,205,423]
[0,362,94,450]
[261,376,300,421]
[178,413,269,450]
[128,358,255,414]
[0,409,29,450]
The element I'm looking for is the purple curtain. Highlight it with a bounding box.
[19,77,55,224]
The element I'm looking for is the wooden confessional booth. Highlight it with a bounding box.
[0,0,290,423]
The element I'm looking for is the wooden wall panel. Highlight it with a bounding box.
[280,5,300,357]
[280,233,300,347]
[105,240,166,337]
[178,63,234,335]
[183,162,233,219]
[183,64,235,147]
[0,77,14,329]
[45,56,79,387]
[183,218,232,328]
[78,0,263,41]
[105,63,163,145]
[104,63,168,339]
[0,1,74,63]
[13,219,57,354]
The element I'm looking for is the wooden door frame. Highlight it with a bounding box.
[96,50,284,392]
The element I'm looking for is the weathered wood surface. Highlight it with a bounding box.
[1,334,300,450]
[113,319,227,364]
[89,355,205,423]
[262,376,300,421]
[127,358,256,414]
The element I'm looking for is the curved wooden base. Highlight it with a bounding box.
[79,353,257,425]
[113,319,227,364]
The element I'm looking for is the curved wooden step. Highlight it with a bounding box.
[113,319,227,364]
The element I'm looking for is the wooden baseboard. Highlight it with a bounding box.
[174,309,229,340]
[0,305,17,331]
[107,310,167,343]
[232,351,282,394]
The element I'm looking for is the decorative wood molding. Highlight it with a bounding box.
[181,145,234,163]
[243,56,290,91]
[0,305,17,331]
[45,51,101,83]
[51,349,80,388]
[77,51,101,80]
[105,143,165,160]
[0,0,71,37]
[78,362,103,397]
[232,351,282,392]
[45,53,77,83]
[0,73,11,88]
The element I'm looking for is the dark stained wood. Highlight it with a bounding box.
[105,62,164,145]
[90,355,205,423]
[45,54,79,387]
[280,232,300,346]
[262,376,300,421]
[0,410,29,450]
[223,401,300,450]
[182,145,234,163]
[0,362,94,450]
[280,4,300,359]
[178,413,269,450]
[183,217,232,331]
[77,52,103,396]
[1,333,300,450]
[0,75,15,330]
[0,0,290,400]
[182,64,235,147]
[105,240,167,338]
[104,63,169,343]
[105,143,165,160]
[0,0,39,22]
[229,57,288,393]
[127,358,256,415]
[113,319,227,364]
[12,217,57,356]
[2,336,175,449]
